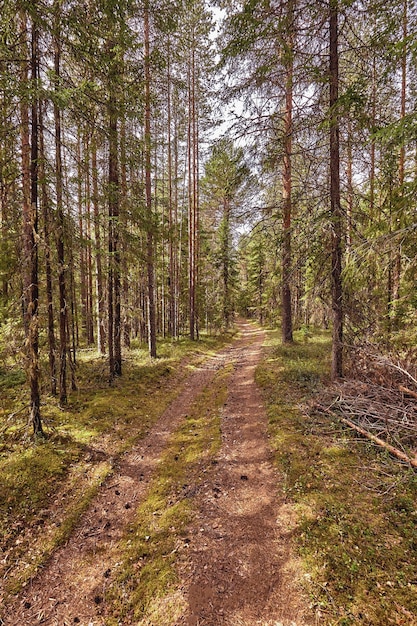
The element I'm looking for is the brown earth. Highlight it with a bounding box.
[2,321,313,626]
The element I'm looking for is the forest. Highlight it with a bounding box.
[1,0,416,431]
[1,0,417,624]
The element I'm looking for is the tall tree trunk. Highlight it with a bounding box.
[188,44,198,340]
[392,0,407,330]
[222,199,231,328]
[85,135,95,345]
[39,102,57,395]
[107,33,122,379]
[370,55,376,219]
[144,1,157,358]
[167,38,176,338]
[346,120,353,251]
[329,0,343,379]
[91,134,106,354]
[21,12,42,435]
[120,118,131,348]
[173,87,180,338]
[193,52,200,339]
[53,0,68,404]
[281,0,294,344]
[77,132,88,342]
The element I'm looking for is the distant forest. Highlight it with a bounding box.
[1,0,416,432]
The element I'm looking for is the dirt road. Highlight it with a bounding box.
[3,322,311,625]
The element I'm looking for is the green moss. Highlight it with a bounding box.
[4,460,112,597]
[257,328,417,625]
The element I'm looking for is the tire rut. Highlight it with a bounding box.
[2,342,238,626]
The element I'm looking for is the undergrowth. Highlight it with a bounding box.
[104,364,231,625]
[257,328,417,625]
[0,331,234,600]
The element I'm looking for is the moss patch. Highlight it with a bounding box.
[257,328,417,625]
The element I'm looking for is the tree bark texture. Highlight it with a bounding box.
[329,0,343,379]
[281,0,294,344]
[144,1,157,358]
[21,13,43,435]
[53,0,68,404]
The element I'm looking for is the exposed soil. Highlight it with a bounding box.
[2,322,312,626]
[177,322,311,626]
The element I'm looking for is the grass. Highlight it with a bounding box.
[256,327,417,625]
[0,331,234,600]
[105,364,232,625]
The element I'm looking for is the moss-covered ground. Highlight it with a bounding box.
[256,328,417,625]
[0,333,234,598]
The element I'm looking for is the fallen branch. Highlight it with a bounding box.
[375,357,417,387]
[399,385,417,400]
[325,409,417,469]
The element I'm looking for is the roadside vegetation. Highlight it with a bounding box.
[257,328,417,625]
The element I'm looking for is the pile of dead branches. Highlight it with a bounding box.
[310,346,417,468]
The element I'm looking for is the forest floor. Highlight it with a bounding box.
[2,321,417,625]
[0,321,312,626]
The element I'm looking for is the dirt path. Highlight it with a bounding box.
[3,322,311,626]
[177,322,311,626]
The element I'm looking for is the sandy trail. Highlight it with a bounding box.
[178,321,311,626]
[2,322,311,625]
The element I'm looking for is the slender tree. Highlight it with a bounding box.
[144,0,157,358]
[329,0,343,379]
[53,0,68,404]
[281,0,295,344]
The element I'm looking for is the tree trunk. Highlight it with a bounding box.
[167,38,176,338]
[144,1,157,358]
[329,0,343,379]
[77,132,88,342]
[120,118,131,348]
[84,133,95,345]
[21,12,42,435]
[53,0,68,404]
[281,0,294,344]
[392,0,407,330]
[346,120,353,251]
[107,36,122,379]
[91,134,106,354]
[39,102,57,395]
[188,44,199,340]
[222,199,231,329]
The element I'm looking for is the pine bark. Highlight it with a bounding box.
[329,0,343,379]
[188,44,198,340]
[21,13,42,435]
[39,103,57,395]
[392,0,407,329]
[167,39,176,338]
[144,1,157,358]
[281,0,294,344]
[222,199,231,328]
[85,137,95,345]
[53,0,68,404]
[91,135,106,354]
